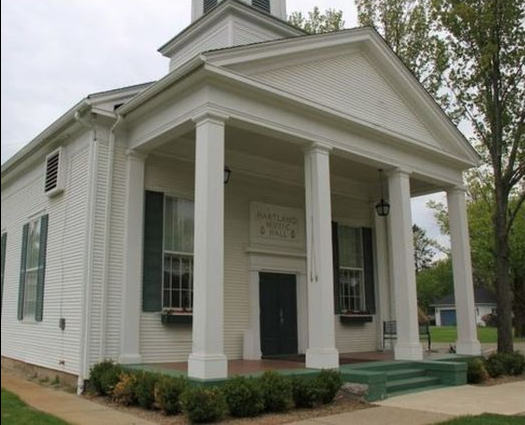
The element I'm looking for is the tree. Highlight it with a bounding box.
[288,6,345,34]
[416,258,454,313]
[355,0,447,98]
[412,224,436,273]
[433,0,525,352]
[356,0,525,354]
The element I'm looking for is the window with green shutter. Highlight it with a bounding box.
[18,215,48,321]
[1,232,6,314]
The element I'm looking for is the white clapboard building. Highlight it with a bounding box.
[1,0,481,392]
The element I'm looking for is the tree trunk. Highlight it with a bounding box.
[494,185,514,353]
[513,275,525,338]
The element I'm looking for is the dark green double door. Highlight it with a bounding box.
[259,273,298,357]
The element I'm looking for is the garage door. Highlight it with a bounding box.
[441,309,457,326]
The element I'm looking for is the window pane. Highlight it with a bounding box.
[24,270,38,319]
[164,197,194,253]
[338,226,362,268]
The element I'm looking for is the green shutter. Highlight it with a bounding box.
[362,227,376,314]
[17,224,29,320]
[332,221,340,314]
[143,191,164,312]
[35,214,49,322]
[1,232,7,315]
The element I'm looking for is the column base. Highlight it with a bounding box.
[188,353,228,380]
[455,340,481,356]
[243,330,262,360]
[118,353,143,364]
[394,342,424,360]
[306,348,339,369]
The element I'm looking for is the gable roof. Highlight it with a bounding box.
[432,287,497,306]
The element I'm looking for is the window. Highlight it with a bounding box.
[163,196,194,311]
[338,226,365,312]
[18,215,48,321]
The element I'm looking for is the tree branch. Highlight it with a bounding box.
[507,190,525,233]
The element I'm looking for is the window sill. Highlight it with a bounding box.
[339,314,373,324]
[161,313,193,325]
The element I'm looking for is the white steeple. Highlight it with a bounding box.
[192,0,287,22]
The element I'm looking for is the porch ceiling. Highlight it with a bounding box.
[153,125,442,196]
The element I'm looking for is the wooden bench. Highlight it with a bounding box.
[382,320,432,351]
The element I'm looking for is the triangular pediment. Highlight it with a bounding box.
[203,29,479,165]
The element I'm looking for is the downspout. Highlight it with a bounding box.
[74,111,98,394]
[99,114,124,360]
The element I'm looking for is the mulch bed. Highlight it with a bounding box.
[474,374,525,387]
[84,390,373,425]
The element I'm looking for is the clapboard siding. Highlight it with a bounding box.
[1,135,90,375]
[247,52,440,149]
[232,18,286,46]
[138,150,377,362]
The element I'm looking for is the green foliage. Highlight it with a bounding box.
[413,224,437,273]
[291,376,321,408]
[222,376,264,417]
[1,388,70,425]
[315,369,342,404]
[485,353,507,378]
[181,387,227,424]
[259,371,293,412]
[288,6,345,34]
[435,413,525,425]
[416,259,454,312]
[356,0,448,98]
[154,375,188,415]
[134,371,161,409]
[89,360,122,396]
[466,358,489,383]
[112,373,139,406]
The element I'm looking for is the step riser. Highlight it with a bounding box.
[387,378,441,393]
[386,370,426,381]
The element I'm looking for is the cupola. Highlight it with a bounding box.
[192,0,286,22]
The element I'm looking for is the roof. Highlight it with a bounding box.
[432,287,497,306]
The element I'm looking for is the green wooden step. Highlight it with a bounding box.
[386,369,426,381]
[387,384,448,398]
[386,376,441,393]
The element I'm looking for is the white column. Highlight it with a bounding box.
[374,208,391,349]
[188,112,228,379]
[304,144,339,369]
[447,187,481,355]
[119,150,146,364]
[387,169,423,360]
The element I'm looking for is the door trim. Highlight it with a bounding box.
[243,251,307,360]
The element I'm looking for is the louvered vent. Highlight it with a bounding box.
[44,148,65,197]
[203,0,218,13]
[252,0,270,13]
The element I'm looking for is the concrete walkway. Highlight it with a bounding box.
[292,381,525,425]
[377,380,525,416]
[1,370,154,425]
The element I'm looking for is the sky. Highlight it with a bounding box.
[0,0,450,252]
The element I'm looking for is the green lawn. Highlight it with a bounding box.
[1,388,70,425]
[428,326,525,344]
[436,414,525,424]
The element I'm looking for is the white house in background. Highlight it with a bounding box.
[433,287,497,327]
[1,0,482,392]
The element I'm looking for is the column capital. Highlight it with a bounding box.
[446,185,467,195]
[303,142,333,156]
[386,167,412,178]
[192,110,229,126]
[125,149,147,161]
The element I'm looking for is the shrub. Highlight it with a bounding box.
[496,352,525,376]
[134,371,161,409]
[112,373,139,406]
[222,376,264,417]
[181,386,227,424]
[466,358,488,384]
[291,376,321,408]
[259,371,293,412]
[485,353,506,378]
[89,360,122,396]
[154,375,188,415]
[315,369,342,404]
